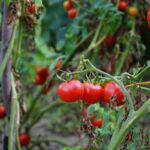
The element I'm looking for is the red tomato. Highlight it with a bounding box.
[82,83,103,104]
[34,75,45,85]
[68,8,78,19]
[28,4,35,14]
[118,1,129,11]
[63,0,72,10]
[37,67,49,82]
[19,133,30,146]
[147,9,150,28]
[103,82,124,106]
[114,83,125,106]
[91,116,103,127]
[105,35,116,46]
[57,80,84,102]
[0,105,6,119]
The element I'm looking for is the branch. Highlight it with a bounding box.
[108,98,150,150]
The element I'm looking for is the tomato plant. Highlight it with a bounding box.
[0,0,150,150]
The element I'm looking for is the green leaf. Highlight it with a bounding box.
[34,0,43,7]
[6,0,11,5]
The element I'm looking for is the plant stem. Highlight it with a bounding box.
[8,73,18,150]
[135,65,150,81]
[84,59,135,112]
[32,137,70,146]
[14,19,22,65]
[29,100,64,129]
[23,31,94,124]
[0,21,18,77]
[108,98,150,150]
[126,81,150,88]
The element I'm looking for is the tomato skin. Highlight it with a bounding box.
[147,9,150,28]
[57,80,84,102]
[128,7,138,17]
[19,133,30,146]
[63,0,72,10]
[91,116,103,127]
[82,83,103,104]
[105,35,116,47]
[0,106,6,119]
[118,1,129,11]
[37,67,49,81]
[103,82,124,106]
[28,4,35,14]
[68,8,77,19]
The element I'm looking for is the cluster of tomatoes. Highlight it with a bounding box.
[34,60,62,95]
[34,65,52,95]
[63,0,78,19]
[104,1,140,48]
[57,80,124,106]
[118,0,138,17]
[57,80,124,128]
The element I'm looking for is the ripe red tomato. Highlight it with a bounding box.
[91,116,103,127]
[0,105,6,119]
[19,133,30,146]
[118,1,128,11]
[103,82,124,106]
[82,83,103,104]
[37,67,49,81]
[28,4,35,14]
[57,80,84,102]
[34,75,45,85]
[68,8,77,19]
[147,9,150,28]
[105,35,116,47]
[63,0,72,10]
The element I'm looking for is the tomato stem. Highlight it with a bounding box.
[108,98,150,150]
[126,81,150,88]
